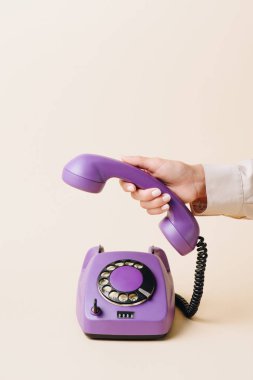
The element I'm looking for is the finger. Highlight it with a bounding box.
[121,155,158,173]
[140,193,171,210]
[119,179,136,192]
[146,206,170,215]
[130,187,163,201]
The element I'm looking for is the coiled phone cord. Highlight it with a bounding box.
[175,236,208,318]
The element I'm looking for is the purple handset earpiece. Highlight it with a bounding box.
[62,154,199,255]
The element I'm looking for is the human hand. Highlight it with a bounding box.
[119,155,206,215]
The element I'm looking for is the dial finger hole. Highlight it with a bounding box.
[115,262,124,267]
[125,261,134,266]
[107,265,116,271]
[103,285,112,292]
[109,291,119,300]
[129,293,138,302]
[118,293,128,302]
[99,278,109,286]
[134,263,143,269]
[100,272,110,278]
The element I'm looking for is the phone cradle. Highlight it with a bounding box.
[77,245,175,339]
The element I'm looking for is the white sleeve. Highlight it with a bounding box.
[191,160,253,219]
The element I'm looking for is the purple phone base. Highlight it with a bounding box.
[77,246,175,339]
[62,153,200,339]
[62,154,199,255]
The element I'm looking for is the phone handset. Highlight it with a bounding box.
[62,154,199,255]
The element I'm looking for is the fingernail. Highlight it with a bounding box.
[161,204,170,211]
[162,194,171,202]
[151,188,161,197]
[127,184,135,192]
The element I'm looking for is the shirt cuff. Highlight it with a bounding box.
[190,163,244,217]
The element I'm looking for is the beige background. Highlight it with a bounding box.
[1,1,253,379]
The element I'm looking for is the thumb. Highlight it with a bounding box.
[121,155,157,173]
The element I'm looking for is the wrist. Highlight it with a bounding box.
[191,164,207,213]
[192,164,206,200]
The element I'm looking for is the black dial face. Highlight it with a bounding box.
[97,259,156,306]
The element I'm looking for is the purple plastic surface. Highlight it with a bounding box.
[62,154,199,255]
[76,249,175,337]
[148,246,170,272]
[110,266,143,292]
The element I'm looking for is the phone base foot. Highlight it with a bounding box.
[85,333,167,340]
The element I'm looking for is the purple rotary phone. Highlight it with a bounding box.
[62,154,208,339]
